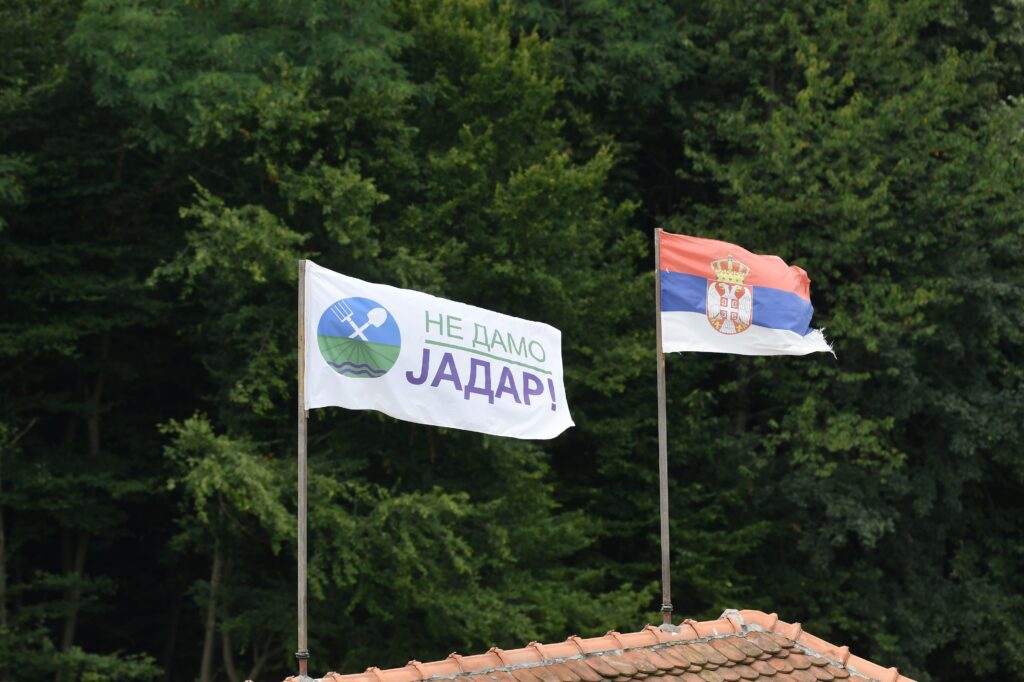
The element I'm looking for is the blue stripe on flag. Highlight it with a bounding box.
[660,271,815,335]
[660,271,708,314]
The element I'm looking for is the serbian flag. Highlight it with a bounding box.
[658,230,832,356]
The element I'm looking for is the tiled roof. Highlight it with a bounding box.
[286,609,915,682]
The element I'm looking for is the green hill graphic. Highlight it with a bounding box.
[317,335,401,378]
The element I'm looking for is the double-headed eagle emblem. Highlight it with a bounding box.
[706,255,753,334]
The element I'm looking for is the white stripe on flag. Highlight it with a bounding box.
[661,311,832,356]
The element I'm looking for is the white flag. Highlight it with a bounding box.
[303,261,574,440]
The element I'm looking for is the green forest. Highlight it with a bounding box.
[2,0,1023,680]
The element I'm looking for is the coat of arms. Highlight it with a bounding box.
[706,255,752,334]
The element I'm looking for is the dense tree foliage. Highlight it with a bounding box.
[1,1,1022,681]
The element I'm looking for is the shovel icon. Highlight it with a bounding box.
[347,307,388,341]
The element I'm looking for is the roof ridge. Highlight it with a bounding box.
[290,609,917,682]
[732,609,913,682]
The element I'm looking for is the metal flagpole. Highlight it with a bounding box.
[296,259,310,676]
[653,228,673,625]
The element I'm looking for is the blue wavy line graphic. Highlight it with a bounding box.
[327,361,385,373]
[327,361,387,377]
[336,368,385,378]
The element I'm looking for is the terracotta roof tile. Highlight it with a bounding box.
[582,655,620,678]
[715,667,741,682]
[620,651,660,675]
[533,666,567,682]
[286,610,915,682]
[730,664,759,680]
[746,635,781,656]
[707,639,747,664]
[808,667,833,681]
[687,643,729,667]
[787,670,818,682]
[748,662,776,678]
[564,659,604,682]
[729,638,764,661]
[641,649,680,673]
[658,646,700,669]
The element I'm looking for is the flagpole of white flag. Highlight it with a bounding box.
[296,259,310,677]
[292,259,574,676]
[653,229,673,625]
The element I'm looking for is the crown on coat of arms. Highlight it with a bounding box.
[710,255,750,284]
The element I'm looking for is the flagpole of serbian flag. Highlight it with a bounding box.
[652,229,832,623]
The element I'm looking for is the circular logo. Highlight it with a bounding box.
[317,297,401,378]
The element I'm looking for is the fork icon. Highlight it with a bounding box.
[330,300,355,326]
[329,301,388,341]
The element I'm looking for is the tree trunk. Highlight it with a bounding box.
[0,457,6,631]
[246,637,274,682]
[222,618,239,679]
[221,561,240,682]
[199,542,222,682]
[161,585,183,682]
[0,418,34,636]
[58,335,108,660]
[59,532,89,651]
[222,625,240,682]
[85,336,107,459]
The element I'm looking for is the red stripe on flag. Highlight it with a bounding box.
[659,231,813,302]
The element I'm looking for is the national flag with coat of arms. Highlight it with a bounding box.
[657,229,832,356]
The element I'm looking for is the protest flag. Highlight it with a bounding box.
[302,260,573,439]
